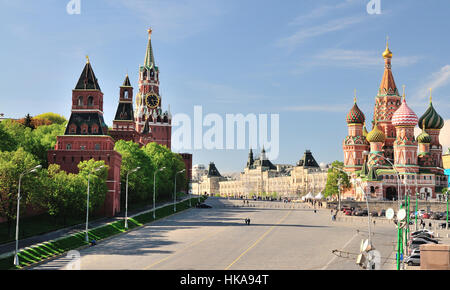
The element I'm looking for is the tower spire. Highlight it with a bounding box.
[144,28,155,69]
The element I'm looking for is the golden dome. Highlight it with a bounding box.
[382,38,393,59]
[366,123,385,143]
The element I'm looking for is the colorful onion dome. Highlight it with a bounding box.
[366,123,385,143]
[391,97,418,127]
[417,129,431,144]
[418,100,444,130]
[346,99,365,124]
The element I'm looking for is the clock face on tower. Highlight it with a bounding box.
[145,93,160,109]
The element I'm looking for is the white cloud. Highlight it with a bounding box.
[313,49,420,68]
[289,0,358,26]
[440,119,450,152]
[277,16,364,49]
[412,65,450,101]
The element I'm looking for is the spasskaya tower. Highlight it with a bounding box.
[134,28,172,148]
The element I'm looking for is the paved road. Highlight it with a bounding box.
[32,197,397,270]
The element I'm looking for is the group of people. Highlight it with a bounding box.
[244,218,251,225]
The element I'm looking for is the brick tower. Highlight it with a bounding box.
[134,28,172,148]
[48,57,122,217]
[110,75,139,143]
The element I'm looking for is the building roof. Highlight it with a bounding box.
[297,150,320,168]
[75,58,101,91]
[122,74,132,87]
[392,97,418,127]
[418,97,444,130]
[346,100,365,124]
[114,103,134,122]
[207,162,222,177]
[65,112,107,135]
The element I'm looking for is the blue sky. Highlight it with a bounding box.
[1,0,450,172]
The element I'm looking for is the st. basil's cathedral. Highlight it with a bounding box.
[342,41,448,201]
[48,29,192,217]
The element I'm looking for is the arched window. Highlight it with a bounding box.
[124,91,129,99]
[87,96,94,106]
[66,144,72,150]
[78,96,83,106]
[95,144,100,150]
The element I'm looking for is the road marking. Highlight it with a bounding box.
[321,232,358,270]
[224,210,292,270]
[143,227,226,270]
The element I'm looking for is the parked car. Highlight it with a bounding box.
[405,254,420,266]
[196,203,212,208]
[440,221,450,229]
[344,210,353,216]
[409,248,420,256]
[412,232,434,239]
[378,209,386,217]
[370,211,378,217]
[413,235,438,244]
[422,213,431,219]
[412,229,434,235]
[430,212,442,220]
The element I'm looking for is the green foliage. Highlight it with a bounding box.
[0,119,65,168]
[0,148,40,237]
[142,142,187,201]
[0,125,17,152]
[77,159,109,214]
[114,141,187,206]
[324,161,351,198]
[34,112,67,125]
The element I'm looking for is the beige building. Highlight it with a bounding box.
[197,149,328,198]
[192,162,226,195]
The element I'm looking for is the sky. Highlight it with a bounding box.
[1,0,450,173]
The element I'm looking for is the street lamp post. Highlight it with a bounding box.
[446,190,449,230]
[174,169,185,212]
[415,192,419,231]
[14,165,41,266]
[153,167,166,219]
[86,165,105,242]
[125,167,140,230]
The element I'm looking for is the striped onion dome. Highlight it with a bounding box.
[346,101,365,124]
[366,123,385,143]
[392,98,418,127]
[418,101,444,130]
[417,130,431,144]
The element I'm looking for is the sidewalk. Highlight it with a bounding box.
[0,197,194,257]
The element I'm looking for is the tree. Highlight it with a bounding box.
[324,161,351,198]
[34,112,67,125]
[0,126,17,152]
[0,148,40,237]
[77,159,109,214]
[114,140,153,204]
[22,114,35,130]
[142,142,187,201]
[0,119,65,168]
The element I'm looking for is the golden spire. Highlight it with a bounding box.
[354,89,357,103]
[402,84,406,101]
[148,27,153,38]
[429,88,432,103]
[382,36,393,59]
[86,55,90,64]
